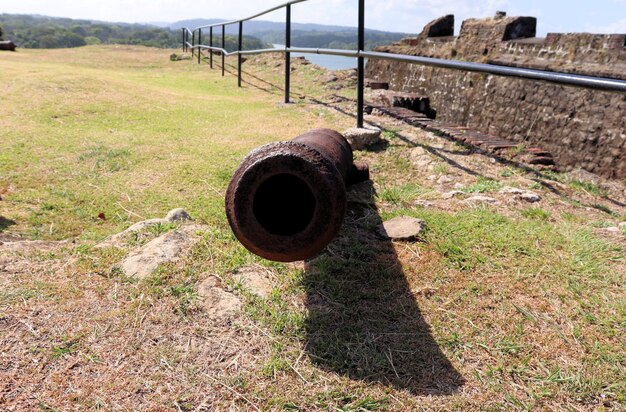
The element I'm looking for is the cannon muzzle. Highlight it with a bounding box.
[225,129,369,262]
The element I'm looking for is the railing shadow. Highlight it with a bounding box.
[0,217,16,233]
[214,58,625,209]
[303,181,464,395]
[383,128,626,208]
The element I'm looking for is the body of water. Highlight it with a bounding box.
[273,44,358,71]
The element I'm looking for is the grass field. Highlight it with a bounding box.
[1,46,625,411]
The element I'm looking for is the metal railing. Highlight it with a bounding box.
[181,0,626,129]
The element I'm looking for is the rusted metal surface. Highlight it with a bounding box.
[225,129,369,262]
[0,41,17,52]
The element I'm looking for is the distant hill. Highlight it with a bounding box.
[0,14,268,50]
[169,19,361,33]
[0,14,414,52]
[169,19,414,51]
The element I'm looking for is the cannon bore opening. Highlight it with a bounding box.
[253,173,316,236]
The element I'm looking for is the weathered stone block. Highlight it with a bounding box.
[343,127,382,150]
[421,15,455,38]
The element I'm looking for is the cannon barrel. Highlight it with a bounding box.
[225,128,369,262]
[0,41,17,52]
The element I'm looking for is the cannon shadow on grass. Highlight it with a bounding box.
[303,181,464,395]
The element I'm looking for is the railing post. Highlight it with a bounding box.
[222,25,225,77]
[238,21,243,87]
[210,27,213,69]
[357,0,365,128]
[191,31,195,58]
[198,29,202,64]
[182,28,185,53]
[285,4,291,103]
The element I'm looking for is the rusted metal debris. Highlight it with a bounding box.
[225,128,369,262]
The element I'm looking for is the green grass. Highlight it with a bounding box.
[0,46,624,412]
[0,47,352,242]
[461,177,503,193]
[521,207,551,220]
[378,182,426,205]
[569,180,608,198]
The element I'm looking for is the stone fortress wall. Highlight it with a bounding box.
[365,12,626,179]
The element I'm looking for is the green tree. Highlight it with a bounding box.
[0,25,4,40]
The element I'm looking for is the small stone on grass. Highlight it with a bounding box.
[499,187,541,202]
[465,195,498,204]
[442,190,465,199]
[121,225,204,279]
[232,265,273,298]
[165,208,193,222]
[518,192,541,203]
[197,276,243,319]
[378,216,426,240]
[343,127,382,150]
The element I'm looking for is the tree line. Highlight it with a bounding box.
[0,14,268,50]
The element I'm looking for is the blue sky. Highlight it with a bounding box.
[2,0,625,36]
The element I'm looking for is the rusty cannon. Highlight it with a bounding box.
[0,41,17,52]
[226,129,369,262]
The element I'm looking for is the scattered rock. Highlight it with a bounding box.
[414,200,433,208]
[569,168,603,185]
[232,265,273,298]
[165,208,193,222]
[121,225,204,279]
[96,208,193,248]
[499,186,525,195]
[518,192,541,203]
[442,190,465,199]
[619,222,626,229]
[325,74,338,83]
[198,275,221,290]
[499,187,541,202]
[197,276,243,318]
[437,175,454,185]
[603,227,621,234]
[411,147,427,156]
[170,53,192,61]
[296,57,311,65]
[343,127,382,150]
[410,148,434,169]
[453,182,465,189]
[464,195,498,204]
[378,216,426,240]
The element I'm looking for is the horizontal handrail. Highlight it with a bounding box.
[181,0,626,129]
[191,0,307,31]
[185,43,626,93]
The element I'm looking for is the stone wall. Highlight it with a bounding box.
[365,13,626,179]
